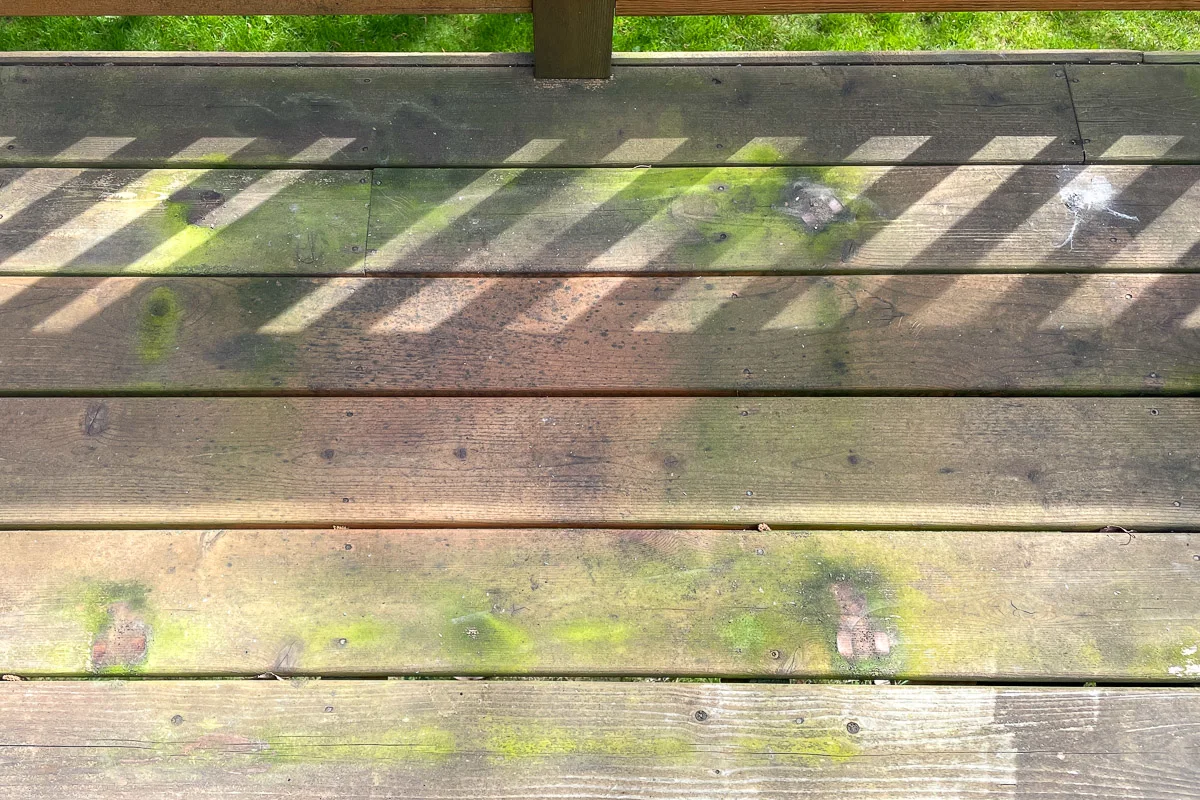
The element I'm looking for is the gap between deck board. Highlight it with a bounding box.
[0,681,1196,799]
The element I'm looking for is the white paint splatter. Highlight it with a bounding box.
[1057,174,1139,250]
[1184,646,1198,656]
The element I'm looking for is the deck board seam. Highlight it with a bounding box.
[1062,64,1089,165]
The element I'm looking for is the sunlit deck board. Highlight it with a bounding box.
[4,528,1197,680]
[1071,65,1200,162]
[0,168,371,275]
[1,275,1198,393]
[1,681,1197,800]
[367,165,1200,274]
[0,397,1194,529]
[3,164,1195,277]
[0,65,1081,167]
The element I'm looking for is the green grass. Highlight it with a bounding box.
[0,12,1197,52]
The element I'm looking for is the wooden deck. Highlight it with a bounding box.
[1,51,1199,797]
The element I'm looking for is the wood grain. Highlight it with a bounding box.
[5,164,1190,276]
[0,50,1144,66]
[612,49,1145,64]
[533,0,616,79]
[0,65,1080,167]
[367,165,1200,273]
[1071,65,1200,162]
[0,169,370,274]
[1143,52,1200,63]
[1,275,1199,393]
[0,397,1194,529]
[1,681,1198,799]
[3,528,1198,679]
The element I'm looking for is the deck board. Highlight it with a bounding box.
[0,397,1194,529]
[0,681,1197,799]
[1,275,1198,393]
[4,164,1196,276]
[0,65,1081,167]
[3,528,1197,680]
[1071,65,1200,163]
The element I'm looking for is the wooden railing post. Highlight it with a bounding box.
[532,0,617,79]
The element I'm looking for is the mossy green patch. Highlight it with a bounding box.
[486,724,690,762]
[1162,370,1200,394]
[299,617,393,660]
[137,285,182,363]
[735,728,861,764]
[70,580,149,638]
[1132,629,1200,679]
[721,613,768,659]
[553,619,631,648]
[667,166,883,270]
[726,141,787,164]
[58,578,213,675]
[440,601,535,672]
[131,170,368,275]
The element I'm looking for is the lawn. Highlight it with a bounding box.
[0,12,1197,52]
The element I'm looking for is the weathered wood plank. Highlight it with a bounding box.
[533,0,616,79]
[367,165,1200,273]
[3,528,1197,679]
[614,49,1145,65]
[5,0,523,12]
[0,65,1081,167]
[0,50,1144,67]
[0,51,535,67]
[1,681,1197,799]
[1071,65,1200,162]
[1,275,1199,393]
[1144,52,1200,64]
[6,165,1190,275]
[0,397,1194,529]
[0,169,370,274]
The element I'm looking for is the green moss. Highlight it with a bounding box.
[300,617,392,657]
[441,604,535,672]
[721,613,768,658]
[137,285,183,363]
[1132,630,1200,678]
[57,579,215,675]
[736,729,861,764]
[727,142,787,164]
[58,580,152,675]
[1162,371,1200,394]
[667,166,882,270]
[486,724,690,761]
[553,619,630,648]
[71,581,149,637]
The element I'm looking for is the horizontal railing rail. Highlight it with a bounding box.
[7,0,1200,77]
